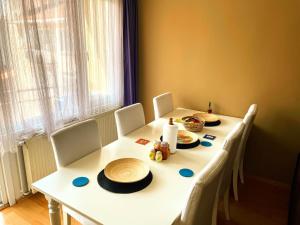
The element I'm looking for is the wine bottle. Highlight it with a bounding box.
[208,102,212,113]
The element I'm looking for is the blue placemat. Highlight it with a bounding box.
[72,177,89,187]
[179,168,194,177]
[201,141,212,147]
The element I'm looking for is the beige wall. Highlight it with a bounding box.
[138,0,300,184]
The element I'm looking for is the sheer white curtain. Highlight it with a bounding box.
[0,0,123,154]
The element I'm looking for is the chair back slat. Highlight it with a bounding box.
[153,92,174,120]
[51,119,101,168]
[114,103,145,138]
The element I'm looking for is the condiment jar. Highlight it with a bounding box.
[154,140,161,151]
[161,141,169,160]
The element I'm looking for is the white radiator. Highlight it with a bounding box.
[23,135,56,192]
[22,110,118,192]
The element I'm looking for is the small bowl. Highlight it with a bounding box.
[183,117,205,132]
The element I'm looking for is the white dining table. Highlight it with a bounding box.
[32,108,242,225]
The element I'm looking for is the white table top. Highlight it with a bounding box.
[32,108,242,225]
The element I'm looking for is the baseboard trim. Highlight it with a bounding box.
[245,174,290,191]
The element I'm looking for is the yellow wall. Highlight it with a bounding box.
[138,0,300,184]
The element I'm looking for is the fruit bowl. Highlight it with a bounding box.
[182,116,205,132]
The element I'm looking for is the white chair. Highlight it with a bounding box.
[172,150,228,225]
[216,122,245,221]
[50,119,101,225]
[232,104,258,201]
[114,103,145,138]
[153,92,174,120]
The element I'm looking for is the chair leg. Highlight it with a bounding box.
[63,211,71,225]
[239,159,245,184]
[212,195,219,225]
[233,165,239,201]
[224,186,230,221]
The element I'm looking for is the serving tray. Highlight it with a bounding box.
[104,158,150,183]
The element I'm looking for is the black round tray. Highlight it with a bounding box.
[204,120,221,127]
[97,170,153,194]
[160,136,200,149]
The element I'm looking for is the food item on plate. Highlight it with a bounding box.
[193,113,219,123]
[174,118,184,123]
[177,133,193,143]
[181,116,205,132]
[182,116,200,123]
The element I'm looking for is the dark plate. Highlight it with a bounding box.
[97,170,153,194]
[204,120,221,127]
[160,136,200,149]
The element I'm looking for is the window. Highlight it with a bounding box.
[0,0,123,137]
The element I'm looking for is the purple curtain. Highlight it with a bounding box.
[123,0,138,106]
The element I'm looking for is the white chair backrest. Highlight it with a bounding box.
[240,104,258,154]
[220,122,245,194]
[50,119,101,169]
[114,103,145,138]
[175,150,228,225]
[153,92,174,120]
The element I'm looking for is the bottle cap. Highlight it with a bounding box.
[161,141,168,147]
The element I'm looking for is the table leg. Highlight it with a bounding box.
[45,195,61,225]
[63,210,71,225]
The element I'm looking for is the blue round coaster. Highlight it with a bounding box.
[72,177,89,187]
[179,168,194,177]
[201,141,212,147]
